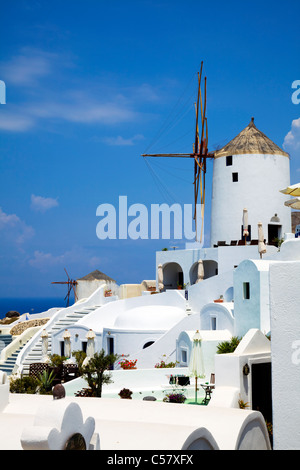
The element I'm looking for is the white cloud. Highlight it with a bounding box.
[28,247,104,273]
[30,194,59,213]
[102,134,144,146]
[1,48,56,86]
[283,118,300,153]
[29,250,64,269]
[0,207,34,244]
[0,110,34,132]
[0,47,167,133]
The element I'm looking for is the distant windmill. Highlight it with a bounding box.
[51,268,78,307]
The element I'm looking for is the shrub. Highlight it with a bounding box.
[72,350,87,375]
[155,360,178,368]
[81,349,118,397]
[163,393,186,404]
[9,375,39,394]
[216,336,241,354]
[75,387,94,397]
[37,369,56,395]
[119,356,137,369]
[118,388,133,399]
[48,354,67,368]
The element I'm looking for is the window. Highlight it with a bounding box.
[81,341,87,353]
[226,155,233,166]
[243,282,250,299]
[107,337,114,354]
[181,349,187,364]
[232,172,238,182]
[143,341,155,349]
[211,316,217,330]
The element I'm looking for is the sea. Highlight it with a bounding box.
[0,297,70,320]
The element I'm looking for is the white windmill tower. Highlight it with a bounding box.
[210,118,291,248]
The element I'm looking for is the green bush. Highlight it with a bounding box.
[163,393,186,403]
[216,336,241,354]
[10,375,39,394]
[80,349,118,398]
[37,369,56,395]
[48,354,66,367]
[72,350,87,375]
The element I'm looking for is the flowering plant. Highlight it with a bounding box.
[155,359,178,368]
[154,354,178,368]
[119,356,137,370]
[163,393,186,404]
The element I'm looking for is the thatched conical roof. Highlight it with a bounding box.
[77,269,116,283]
[214,118,289,158]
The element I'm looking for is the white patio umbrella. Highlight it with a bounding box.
[243,208,249,244]
[280,183,300,197]
[258,222,267,259]
[188,330,205,403]
[284,197,300,210]
[158,264,164,291]
[41,329,50,363]
[63,329,71,358]
[83,329,96,366]
[195,259,204,283]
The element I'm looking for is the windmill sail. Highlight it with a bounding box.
[142,62,213,243]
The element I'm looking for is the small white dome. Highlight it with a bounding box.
[113,305,186,331]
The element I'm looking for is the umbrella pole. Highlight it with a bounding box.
[195,376,197,403]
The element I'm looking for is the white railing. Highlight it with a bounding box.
[0,326,41,364]
[15,286,107,372]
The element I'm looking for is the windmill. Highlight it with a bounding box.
[51,268,78,307]
[142,62,214,243]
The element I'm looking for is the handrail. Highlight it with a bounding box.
[15,285,107,372]
[0,326,41,364]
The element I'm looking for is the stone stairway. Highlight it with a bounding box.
[21,305,101,375]
[0,338,31,376]
[0,334,13,353]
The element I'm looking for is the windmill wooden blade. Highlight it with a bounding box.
[142,62,213,243]
[52,268,77,306]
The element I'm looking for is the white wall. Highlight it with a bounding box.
[269,260,300,450]
[210,153,291,247]
[200,302,234,333]
[234,260,272,337]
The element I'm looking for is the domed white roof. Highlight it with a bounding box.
[113,305,186,331]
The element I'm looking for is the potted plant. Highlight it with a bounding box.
[104,289,112,297]
[163,392,186,404]
[119,358,137,369]
[118,388,133,399]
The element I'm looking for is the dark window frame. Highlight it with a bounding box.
[226,155,233,166]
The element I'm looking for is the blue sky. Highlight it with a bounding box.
[0,0,299,299]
